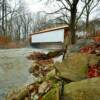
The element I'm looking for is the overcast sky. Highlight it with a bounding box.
[10,0,100,20]
[24,0,100,20]
[24,0,55,13]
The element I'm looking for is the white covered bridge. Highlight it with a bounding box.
[29,25,69,49]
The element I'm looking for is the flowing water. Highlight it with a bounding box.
[0,48,44,100]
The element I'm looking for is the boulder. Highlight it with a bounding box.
[55,53,89,81]
[88,54,100,65]
[64,77,100,100]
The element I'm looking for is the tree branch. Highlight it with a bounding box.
[0,10,18,21]
[76,0,92,24]
[43,7,66,14]
[57,2,70,22]
[65,0,72,7]
[59,0,70,11]
[56,16,69,25]
[90,1,100,13]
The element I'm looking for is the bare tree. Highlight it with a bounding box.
[42,0,92,44]
[34,12,48,31]
[0,0,18,36]
[20,13,32,40]
[1,0,6,35]
[82,0,100,32]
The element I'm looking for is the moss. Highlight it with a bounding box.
[55,53,89,81]
[43,84,59,100]
[88,54,100,65]
[64,78,100,100]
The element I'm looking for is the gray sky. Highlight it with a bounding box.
[24,0,100,20]
[24,0,50,13]
[10,0,100,20]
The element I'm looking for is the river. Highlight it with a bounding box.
[0,48,49,100]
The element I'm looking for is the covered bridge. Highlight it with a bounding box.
[29,25,69,49]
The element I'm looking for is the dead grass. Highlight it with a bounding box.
[0,36,29,48]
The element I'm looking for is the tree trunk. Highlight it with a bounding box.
[5,0,7,36]
[2,0,5,35]
[18,26,21,40]
[70,26,76,44]
[70,2,78,44]
[86,13,89,32]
